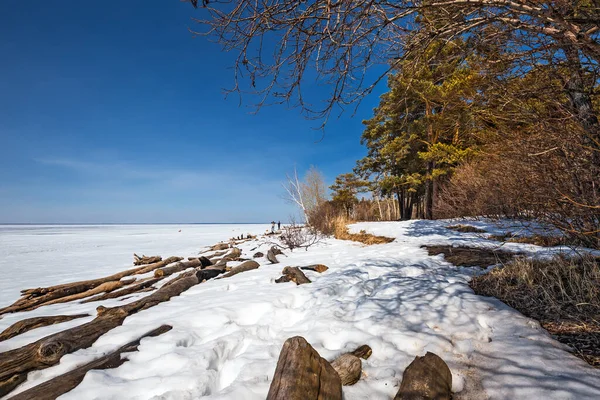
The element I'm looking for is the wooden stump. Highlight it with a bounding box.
[395,352,452,400]
[266,336,342,400]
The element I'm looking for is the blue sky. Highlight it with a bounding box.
[0,1,385,223]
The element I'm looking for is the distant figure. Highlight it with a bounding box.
[277,221,281,230]
[271,221,275,233]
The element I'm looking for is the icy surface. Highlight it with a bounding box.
[1,221,599,399]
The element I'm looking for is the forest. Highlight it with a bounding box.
[190,1,600,249]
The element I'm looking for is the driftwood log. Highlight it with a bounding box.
[395,352,452,400]
[2,257,183,315]
[80,277,163,304]
[280,267,311,285]
[210,243,229,251]
[0,314,90,342]
[0,269,206,397]
[154,259,201,278]
[266,249,279,264]
[133,254,162,266]
[253,252,264,258]
[266,336,342,400]
[217,260,260,279]
[9,324,172,400]
[300,264,329,273]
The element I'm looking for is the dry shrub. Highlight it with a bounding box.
[489,233,569,247]
[436,109,600,249]
[424,245,520,267]
[471,255,600,366]
[332,216,394,245]
[446,224,487,233]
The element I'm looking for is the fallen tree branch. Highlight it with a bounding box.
[133,254,162,266]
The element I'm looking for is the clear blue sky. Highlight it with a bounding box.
[0,1,384,223]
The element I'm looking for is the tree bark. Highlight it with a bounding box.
[266,336,342,400]
[8,325,172,400]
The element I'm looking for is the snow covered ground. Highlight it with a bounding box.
[1,221,599,399]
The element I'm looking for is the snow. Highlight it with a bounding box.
[1,221,599,399]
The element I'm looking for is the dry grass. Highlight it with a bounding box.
[471,255,600,366]
[446,224,487,233]
[489,233,566,247]
[333,216,394,245]
[424,245,521,268]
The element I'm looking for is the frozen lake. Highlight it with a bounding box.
[0,224,269,306]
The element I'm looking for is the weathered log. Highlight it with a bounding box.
[7,257,183,315]
[211,243,229,251]
[266,336,342,400]
[0,373,26,398]
[395,352,452,400]
[133,254,162,266]
[30,281,126,309]
[217,260,260,279]
[351,344,372,360]
[280,267,311,285]
[226,247,242,259]
[154,259,201,278]
[253,252,264,258]
[80,277,162,304]
[9,325,172,400]
[266,249,279,264]
[0,269,205,397]
[300,264,329,273]
[331,353,362,385]
[0,314,90,342]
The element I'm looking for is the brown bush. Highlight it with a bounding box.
[471,255,600,366]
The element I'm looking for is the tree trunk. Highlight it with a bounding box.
[0,270,206,397]
[8,325,172,400]
[266,336,342,400]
